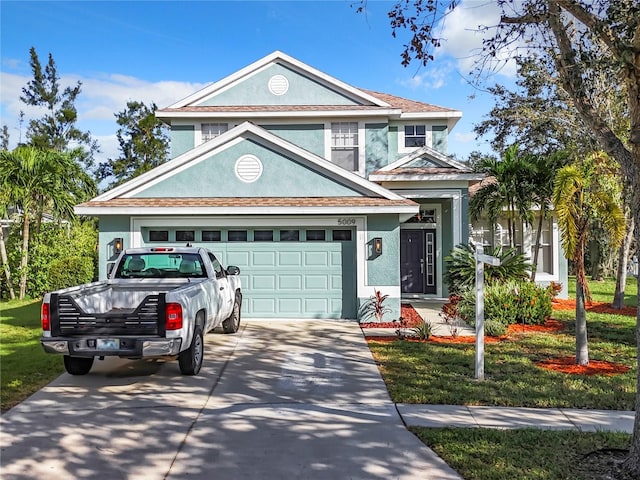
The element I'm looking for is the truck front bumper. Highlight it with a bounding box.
[41,337,183,357]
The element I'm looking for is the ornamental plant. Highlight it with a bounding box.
[358,289,391,323]
[457,280,552,336]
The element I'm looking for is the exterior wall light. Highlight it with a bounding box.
[113,238,123,255]
[373,237,383,255]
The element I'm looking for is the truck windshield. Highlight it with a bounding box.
[114,253,206,279]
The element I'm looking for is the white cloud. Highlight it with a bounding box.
[0,70,207,164]
[453,131,477,143]
[398,62,455,90]
[436,0,522,78]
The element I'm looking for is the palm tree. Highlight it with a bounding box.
[553,152,625,365]
[471,145,536,249]
[528,151,569,282]
[0,146,95,299]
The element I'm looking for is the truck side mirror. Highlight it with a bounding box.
[226,266,240,275]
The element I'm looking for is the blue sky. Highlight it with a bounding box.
[1,0,515,164]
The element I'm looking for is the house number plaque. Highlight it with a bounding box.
[337,218,356,226]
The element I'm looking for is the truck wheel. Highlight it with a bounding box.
[222,295,241,334]
[179,326,203,375]
[63,355,94,375]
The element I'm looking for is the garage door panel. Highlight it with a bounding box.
[251,298,276,314]
[227,251,250,266]
[304,251,329,266]
[305,275,328,290]
[278,251,302,266]
[278,275,302,289]
[252,275,276,290]
[279,298,302,313]
[253,251,276,266]
[305,298,329,313]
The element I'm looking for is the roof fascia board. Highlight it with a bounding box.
[155,109,402,119]
[75,205,419,216]
[166,51,391,109]
[370,173,485,182]
[379,144,472,172]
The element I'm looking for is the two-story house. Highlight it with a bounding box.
[76,51,566,320]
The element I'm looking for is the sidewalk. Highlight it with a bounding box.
[396,404,635,433]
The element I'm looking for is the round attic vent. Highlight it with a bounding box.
[268,74,289,96]
[235,155,263,183]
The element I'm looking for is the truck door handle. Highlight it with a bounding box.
[219,286,225,291]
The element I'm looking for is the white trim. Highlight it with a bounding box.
[371,173,484,182]
[76,205,419,216]
[156,109,401,119]
[91,122,408,203]
[379,144,472,172]
[164,51,391,109]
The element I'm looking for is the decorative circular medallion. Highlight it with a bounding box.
[268,74,289,96]
[235,155,263,183]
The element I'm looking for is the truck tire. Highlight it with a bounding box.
[222,294,241,334]
[63,355,94,375]
[179,326,203,375]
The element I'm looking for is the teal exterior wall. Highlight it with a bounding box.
[199,64,358,106]
[360,214,401,320]
[365,123,389,176]
[261,124,325,156]
[98,216,131,280]
[133,139,363,198]
[388,125,399,163]
[171,125,195,159]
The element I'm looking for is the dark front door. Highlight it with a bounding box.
[400,230,436,295]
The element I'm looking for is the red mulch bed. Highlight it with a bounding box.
[359,303,424,328]
[507,319,565,335]
[536,356,630,376]
[552,298,636,316]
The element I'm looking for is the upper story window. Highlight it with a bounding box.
[331,122,359,171]
[404,125,426,148]
[202,123,228,142]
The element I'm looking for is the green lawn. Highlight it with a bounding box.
[369,276,638,480]
[412,428,633,480]
[0,298,64,412]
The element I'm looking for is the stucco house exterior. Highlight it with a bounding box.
[76,51,567,320]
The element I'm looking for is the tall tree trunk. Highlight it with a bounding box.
[0,223,16,300]
[613,214,634,309]
[530,213,545,282]
[18,211,30,300]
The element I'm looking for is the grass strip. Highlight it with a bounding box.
[1,298,64,412]
[412,427,632,480]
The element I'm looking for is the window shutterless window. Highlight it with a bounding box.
[254,230,274,241]
[149,230,169,242]
[202,123,228,142]
[202,230,221,241]
[404,125,426,147]
[332,230,352,241]
[279,230,299,241]
[306,230,326,241]
[176,230,195,242]
[228,230,248,242]
[331,122,358,171]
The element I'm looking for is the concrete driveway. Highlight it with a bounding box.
[1,320,461,480]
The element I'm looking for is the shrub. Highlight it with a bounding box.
[48,256,94,290]
[443,243,531,295]
[358,289,391,323]
[458,280,552,335]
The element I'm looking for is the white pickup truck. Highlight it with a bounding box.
[41,246,242,376]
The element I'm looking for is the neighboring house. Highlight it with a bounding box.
[75,51,567,320]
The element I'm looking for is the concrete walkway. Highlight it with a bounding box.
[397,404,635,433]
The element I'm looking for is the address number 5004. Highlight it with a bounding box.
[338,218,356,226]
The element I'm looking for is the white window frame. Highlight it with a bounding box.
[325,121,365,176]
[199,122,229,144]
[398,123,432,154]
